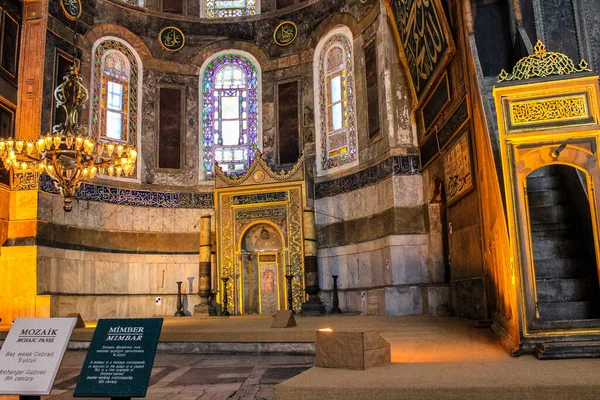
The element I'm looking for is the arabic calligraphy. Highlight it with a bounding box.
[385,0,453,103]
[274,21,298,47]
[159,27,185,52]
[443,131,473,204]
[61,0,82,20]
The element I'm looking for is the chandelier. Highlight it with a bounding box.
[0,63,137,212]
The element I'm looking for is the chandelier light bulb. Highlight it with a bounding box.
[0,64,137,211]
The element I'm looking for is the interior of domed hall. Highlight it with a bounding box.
[2,0,600,396]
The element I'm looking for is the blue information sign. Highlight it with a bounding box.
[74,318,163,398]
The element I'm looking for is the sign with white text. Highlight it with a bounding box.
[74,318,163,398]
[0,318,76,395]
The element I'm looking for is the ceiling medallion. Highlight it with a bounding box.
[61,0,82,20]
[159,26,185,52]
[273,21,298,47]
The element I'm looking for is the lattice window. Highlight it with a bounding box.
[202,53,259,179]
[315,30,358,173]
[204,0,256,18]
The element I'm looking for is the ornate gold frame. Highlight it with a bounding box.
[158,26,185,53]
[214,153,307,314]
[273,21,298,47]
[494,73,600,338]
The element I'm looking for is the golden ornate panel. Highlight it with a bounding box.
[495,76,600,136]
[216,182,306,314]
[509,94,589,126]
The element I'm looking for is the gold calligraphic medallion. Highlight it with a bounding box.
[61,0,82,20]
[273,21,298,47]
[159,27,185,52]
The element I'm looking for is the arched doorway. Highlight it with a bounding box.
[239,223,286,314]
[526,164,600,322]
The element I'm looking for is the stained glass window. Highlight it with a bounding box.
[91,39,141,179]
[202,54,259,179]
[92,40,139,147]
[316,30,358,173]
[100,52,129,141]
[204,0,256,18]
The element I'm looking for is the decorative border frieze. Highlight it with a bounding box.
[39,173,213,208]
[315,155,420,199]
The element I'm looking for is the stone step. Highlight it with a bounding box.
[536,278,600,302]
[529,205,573,225]
[535,258,595,280]
[532,237,582,260]
[527,176,562,191]
[527,189,568,207]
[528,165,563,179]
[538,301,600,321]
[530,222,572,233]
[531,228,577,240]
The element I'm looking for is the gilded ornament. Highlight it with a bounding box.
[61,0,82,20]
[215,150,305,187]
[273,21,298,47]
[498,41,591,82]
[510,95,588,125]
[253,170,265,183]
[159,27,185,52]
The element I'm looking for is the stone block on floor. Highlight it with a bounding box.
[271,310,296,328]
[315,330,391,370]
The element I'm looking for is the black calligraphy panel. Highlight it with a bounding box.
[386,0,454,104]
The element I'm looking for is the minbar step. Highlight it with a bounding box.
[537,341,600,360]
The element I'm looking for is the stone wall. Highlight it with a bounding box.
[38,246,202,320]
[35,192,214,320]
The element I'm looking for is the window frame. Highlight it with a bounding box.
[200,51,262,180]
[100,51,131,143]
[90,37,143,182]
[313,27,358,176]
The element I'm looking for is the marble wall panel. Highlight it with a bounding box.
[51,295,203,320]
[39,193,215,239]
[317,234,449,315]
[315,173,425,227]
[37,246,202,318]
[384,286,423,316]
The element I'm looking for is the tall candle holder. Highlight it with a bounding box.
[174,281,186,317]
[330,275,342,314]
[221,277,231,316]
[285,266,295,314]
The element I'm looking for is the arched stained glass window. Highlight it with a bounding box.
[204,0,257,18]
[92,40,140,146]
[314,29,358,174]
[90,38,142,179]
[202,53,260,179]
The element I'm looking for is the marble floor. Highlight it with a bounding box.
[0,352,314,400]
